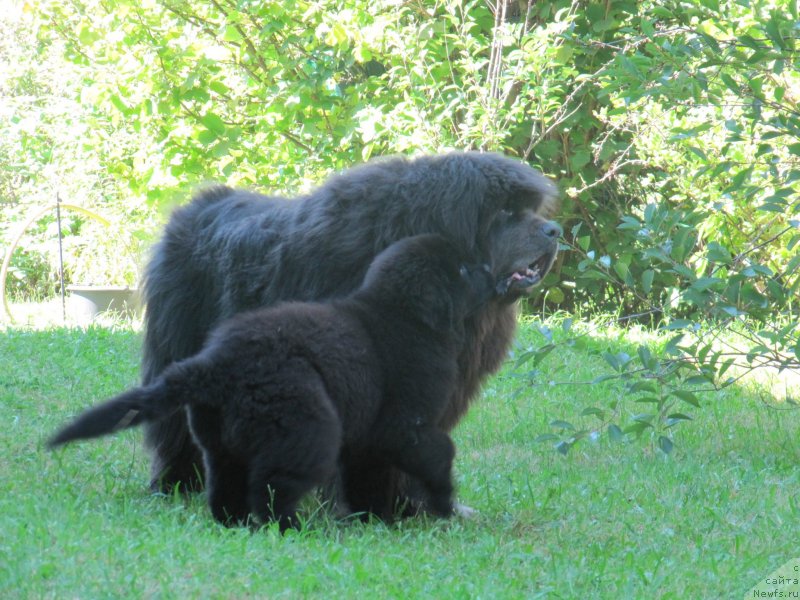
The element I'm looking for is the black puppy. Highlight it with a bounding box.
[49,235,495,530]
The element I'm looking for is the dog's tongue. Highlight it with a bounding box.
[511,269,534,281]
[496,266,541,295]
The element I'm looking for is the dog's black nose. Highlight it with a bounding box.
[541,221,562,238]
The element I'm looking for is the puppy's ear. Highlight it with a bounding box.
[462,263,497,308]
[418,283,455,332]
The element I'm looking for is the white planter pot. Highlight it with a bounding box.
[67,285,140,321]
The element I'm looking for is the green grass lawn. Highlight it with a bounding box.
[1,318,797,598]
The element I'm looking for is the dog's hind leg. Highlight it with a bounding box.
[145,414,204,493]
[246,450,339,532]
[382,426,456,518]
[187,405,250,525]
[337,456,395,520]
[246,467,307,532]
[205,452,250,526]
[246,401,342,532]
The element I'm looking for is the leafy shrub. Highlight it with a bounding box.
[4,0,798,447]
[0,6,152,300]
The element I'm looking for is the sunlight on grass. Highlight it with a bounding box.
[2,298,144,330]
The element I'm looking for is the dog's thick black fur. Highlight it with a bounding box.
[142,151,560,514]
[49,235,496,529]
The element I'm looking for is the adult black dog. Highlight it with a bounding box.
[142,151,560,515]
[50,235,496,529]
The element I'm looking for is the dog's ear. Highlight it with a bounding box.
[505,162,558,216]
[469,152,559,217]
[417,282,455,332]
[461,263,496,309]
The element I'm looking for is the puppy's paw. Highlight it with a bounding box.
[453,502,478,519]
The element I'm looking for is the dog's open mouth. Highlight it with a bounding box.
[496,253,553,295]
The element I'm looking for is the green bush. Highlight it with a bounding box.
[0,5,152,299]
[3,0,798,445]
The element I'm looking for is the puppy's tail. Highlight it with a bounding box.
[47,381,178,449]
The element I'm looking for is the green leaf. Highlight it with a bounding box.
[553,44,573,65]
[570,150,591,171]
[663,319,693,331]
[561,318,573,334]
[650,6,673,18]
[78,25,101,45]
[109,94,130,114]
[728,166,753,190]
[591,374,618,384]
[602,351,631,371]
[759,202,788,213]
[691,277,722,292]
[719,72,739,93]
[658,436,674,454]
[208,80,230,95]
[664,334,685,356]
[764,16,786,50]
[665,413,693,427]
[637,345,654,370]
[641,269,655,294]
[222,24,243,42]
[546,287,565,304]
[555,441,572,455]
[738,34,762,51]
[200,112,226,135]
[531,343,555,368]
[706,242,732,264]
[671,389,700,407]
[632,413,654,424]
[210,140,231,158]
[513,343,555,369]
[197,129,218,145]
[580,407,605,419]
[686,146,708,161]
[635,396,661,404]
[550,419,575,431]
[608,424,623,442]
[354,43,372,63]
[624,421,653,436]
[619,216,643,231]
[627,380,657,394]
